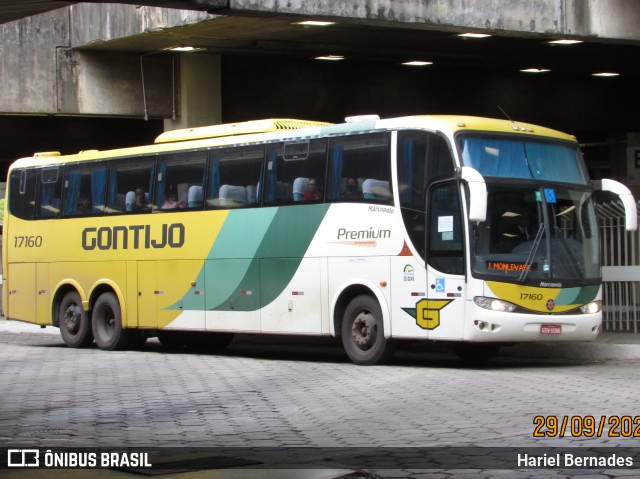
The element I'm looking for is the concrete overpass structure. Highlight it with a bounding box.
[1,1,640,189]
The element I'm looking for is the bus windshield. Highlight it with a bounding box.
[471,183,601,285]
[459,135,589,185]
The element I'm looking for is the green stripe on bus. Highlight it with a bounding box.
[253,204,330,307]
[555,285,599,306]
[168,204,329,312]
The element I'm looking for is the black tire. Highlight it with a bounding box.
[453,343,501,363]
[341,294,394,365]
[58,291,93,348]
[91,292,133,350]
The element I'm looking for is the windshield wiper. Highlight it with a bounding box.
[518,222,546,283]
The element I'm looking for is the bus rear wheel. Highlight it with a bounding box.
[341,294,394,365]
[59,291,93,348]
[92,292,133,351]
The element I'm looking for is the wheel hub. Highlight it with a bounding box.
[352,312,376,348]
[63,305,82,334]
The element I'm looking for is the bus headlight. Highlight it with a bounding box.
[580,301,602,314]
[474,296,517,313]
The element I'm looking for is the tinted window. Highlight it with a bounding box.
[397,131,455,260]
[106,156,155,214]
[327,132,392,204]
[460,136,588,185]
[207,145,264,207]
[264,139,327,204]
[8,169,37,220]
[397,131,455,210]
[62,162,107,216]
[156,151,207,210]
[36,167,62,218]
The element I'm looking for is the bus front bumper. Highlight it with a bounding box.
[462,305,601,343]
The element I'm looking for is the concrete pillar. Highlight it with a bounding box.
[164,54,222,131]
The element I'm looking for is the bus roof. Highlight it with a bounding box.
[12,115,577,169]
[154,118,333,144]
[378,115,578,142]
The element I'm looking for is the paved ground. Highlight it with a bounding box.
[1,318,639,479]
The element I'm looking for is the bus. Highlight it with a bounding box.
[2,115,637,365]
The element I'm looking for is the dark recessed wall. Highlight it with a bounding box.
[221,54,640,142]
[0,116,163,180]
[2,54,638,182]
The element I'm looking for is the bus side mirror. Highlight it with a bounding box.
[459,166,487,222]
[593,179,638,231]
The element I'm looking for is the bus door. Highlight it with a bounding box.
[424,181,466,339]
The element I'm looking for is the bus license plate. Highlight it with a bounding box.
[541,324,562,335]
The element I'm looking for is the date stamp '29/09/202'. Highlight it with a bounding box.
[533,415,640,438]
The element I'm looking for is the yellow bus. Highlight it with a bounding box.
[2,115,636,364]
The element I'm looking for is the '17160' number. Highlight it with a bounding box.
[14,235,43,248]
[521,293,543,300]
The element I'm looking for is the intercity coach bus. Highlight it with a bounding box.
[2,115,637,364]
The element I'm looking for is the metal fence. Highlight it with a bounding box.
[599,200,640,333]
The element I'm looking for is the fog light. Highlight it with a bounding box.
[474,320,487,330]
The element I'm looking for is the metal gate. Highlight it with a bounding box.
[599,200,640,333]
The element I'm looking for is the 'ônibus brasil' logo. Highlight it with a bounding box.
[82,223,185,250]
[402,299,453,330]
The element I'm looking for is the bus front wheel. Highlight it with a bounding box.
[59,291,93,348]
[92,292,133,351]
[341,294,394,365]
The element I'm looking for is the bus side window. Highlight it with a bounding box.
[397,131,456,260]
[8,168,37,220]
[327,132,392,203]
[36,167,62,218]
[62,163,107,216]
[107,157,155,214]
[156,151,206,211]
[207,145,264,208]
[427,134,455,179]
[397,131,428,258]
[264,139,326,204]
